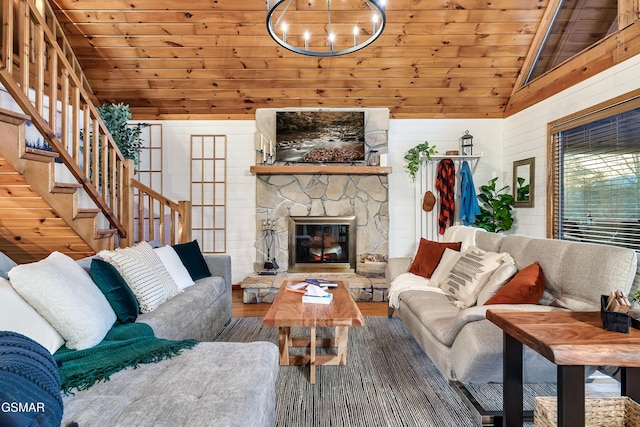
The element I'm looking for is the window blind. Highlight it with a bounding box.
[551,108,640,252]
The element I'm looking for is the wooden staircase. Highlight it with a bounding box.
[0,0,192,264]
[0,109,114,263]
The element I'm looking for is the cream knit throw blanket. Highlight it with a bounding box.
[388,272,446,309]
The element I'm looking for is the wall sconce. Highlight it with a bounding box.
[460,130,474,155]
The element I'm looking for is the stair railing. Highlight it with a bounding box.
[130,180,192,246]
[1,0,192,249]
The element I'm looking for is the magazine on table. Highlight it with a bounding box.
[304,278,338,288]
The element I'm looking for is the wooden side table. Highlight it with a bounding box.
[486,310,640,427]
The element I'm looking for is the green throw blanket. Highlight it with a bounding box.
[54,323,198,394]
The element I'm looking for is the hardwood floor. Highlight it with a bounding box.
[231,286,391,318]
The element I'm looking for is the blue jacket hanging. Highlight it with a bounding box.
[459,160,481,226]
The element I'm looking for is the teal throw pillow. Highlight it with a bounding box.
[90,259,139,323]
[172,240,212,281]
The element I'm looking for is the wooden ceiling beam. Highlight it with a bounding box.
[84,77,514,90]
[117,96,508,109]
[91,87,514,100]
[57,22,539,37]
[63,34,536,48]
[78,56,525,70]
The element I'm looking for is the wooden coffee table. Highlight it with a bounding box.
[262,280,364,384]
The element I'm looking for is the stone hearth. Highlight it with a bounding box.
[240,273,389,303]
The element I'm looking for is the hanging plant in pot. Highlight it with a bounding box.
[474,177,515,233]
[404,141,438,181]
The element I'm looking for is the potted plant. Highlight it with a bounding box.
[97,103,148,171]
[474,177,515,233]
[404,141,437,181]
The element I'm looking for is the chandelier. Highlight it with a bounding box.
[266,0,387,57]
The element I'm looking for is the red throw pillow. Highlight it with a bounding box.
[483,262,545,305]
[408,238,462,278]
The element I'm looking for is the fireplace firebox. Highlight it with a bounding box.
[288,216,357,272]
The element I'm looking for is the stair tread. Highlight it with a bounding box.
[76,208,100,219]
[96,228,118,237]
[52,182,82,194]
[22,148,58,162]
[54,182,83,188]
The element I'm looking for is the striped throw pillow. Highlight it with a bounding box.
[100,242,180,313]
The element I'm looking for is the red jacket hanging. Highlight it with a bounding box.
[436,159,456,235]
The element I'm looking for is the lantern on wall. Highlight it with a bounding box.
[460,130,474,155]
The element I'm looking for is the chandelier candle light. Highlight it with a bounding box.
[266,0,387,57]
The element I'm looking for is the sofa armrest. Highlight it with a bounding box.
[203,254,232,288]
[386,257,413,282]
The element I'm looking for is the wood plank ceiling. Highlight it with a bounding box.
[48,0,579,120]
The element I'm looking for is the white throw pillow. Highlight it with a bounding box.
[154,245,195,290]
[100,241,180,313]
[429,248,463,287]
[440,246,514,308]
[476,262,518,306]
[8,252,116,350]
[0,278,65,354]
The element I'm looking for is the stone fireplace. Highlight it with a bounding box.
[288,215,357,272]
[254,173,389,273]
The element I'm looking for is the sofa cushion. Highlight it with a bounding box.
[136,276,227,341]
[484,262,545,305]
[100,242,180,313]
[440,246,514,308]
[61,341,279,427]
[476,262,518,306]
[408,239,462,278]
[399,290,461,346]
[8,252,116,350]
[154,246,195,290]
[90,259,140,323]
[499,236,637,310]
[0,278,65,354]
[172,240,212,281]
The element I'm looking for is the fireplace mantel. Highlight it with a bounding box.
[250,165,392,175]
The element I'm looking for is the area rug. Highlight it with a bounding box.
[216,316,549,426]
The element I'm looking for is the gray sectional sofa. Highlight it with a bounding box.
[63,254,279,427]
[387,226,638,384]
[60,254,280,427]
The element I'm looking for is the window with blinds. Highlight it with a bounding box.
[549,95,640,253]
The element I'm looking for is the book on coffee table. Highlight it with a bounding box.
[305,278,338,288]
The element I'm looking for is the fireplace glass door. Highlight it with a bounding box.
[295,224,349,264]
[288,216,356,271]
